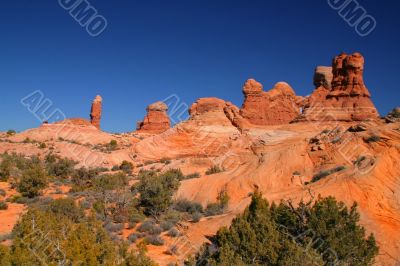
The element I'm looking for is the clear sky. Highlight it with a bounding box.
[1,0,399,133]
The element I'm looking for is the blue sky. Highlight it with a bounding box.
[1,0,399,133]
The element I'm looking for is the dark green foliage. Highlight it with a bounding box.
[196,192,378,266]
[160,221,174,231]
[17,166,48,198]
[0,188,5,197]
[107,140,118,151]
[205,165,224,175]
[311,166,346,183]
[354,155,366,166]
[134,169,180,215]
[366,135,381,143]
[45,153,77,179]
[46,198,85,223]
[39,142,47,149]
[0,200,8,210]
[0,153,41,181]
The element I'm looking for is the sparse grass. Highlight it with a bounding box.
[205,165,224,175]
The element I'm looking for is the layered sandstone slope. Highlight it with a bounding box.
[90,95,102,129]
[300,52,379,121]
[135,97,252,160]
[240,79,301,125]
[136,101,171,134]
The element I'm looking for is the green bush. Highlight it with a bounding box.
[0,189,6,197]
[205,165,224,175]
[184,172,201,180]
[160,157,171,164]
[47,198,85,223]
[134,169,180,215]
[195,192,379,265]
[39,143,47,149]
[93,172,128,191]
[17,166,48,198]
[191,212,203,223]
[71,167,99,191]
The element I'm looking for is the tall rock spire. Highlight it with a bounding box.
[90,95,102,129]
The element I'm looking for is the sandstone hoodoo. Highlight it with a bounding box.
[240,79,301,125]
[90,95,102,129]
[136,101,170,134]
[300,52,379,121]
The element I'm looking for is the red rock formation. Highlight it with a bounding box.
[299,52,379,122]
[90,95,102,129]
[240,79,301,125]
[189,97,250,131]
[137,101,170,134]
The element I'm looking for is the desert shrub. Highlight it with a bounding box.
[184,172,201,180]
[145,235,164,246]
[0,189,6,197]
[0,244,11,265]
[104,222,124,233]
[331,137,342,144]
[191,212,203,222]
[167,227,180,237]
[6,130,16,136]
[134,169,180,215]
[0,201,8,210]
[23,137,31,143]
[80,199,91,210]
[195,192,379,265]
[47,198,84,223]
[204,189,229,217]
[160,210,182,225]
[137,220,156,233]
[366,135,381,143]
[128,233,138,243]
[311,166,346,183]
[71,167,99,191]
[93,172,128,191]
[45,154,77,179]
[119,160,133,175]
[39,143,47,149]
[17,166,48,198]
[111,165,120,171]
[160,221,174,231]
[205,165,224,175]
[174,199,203,214]
[107,140,118,151]
[292,171,301,176]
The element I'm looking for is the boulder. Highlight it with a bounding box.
[136,101,170,134]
